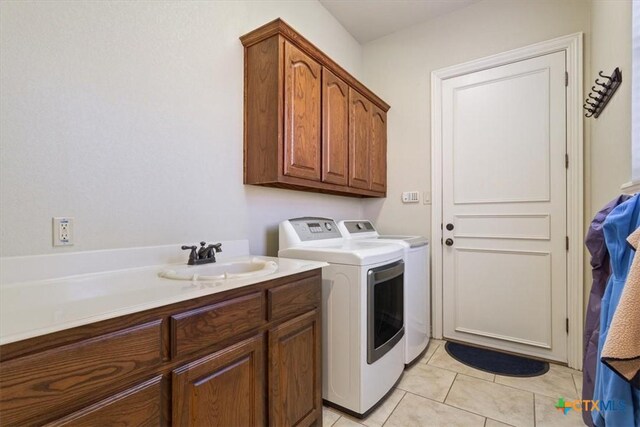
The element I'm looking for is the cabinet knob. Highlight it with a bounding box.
[445,238,454,246]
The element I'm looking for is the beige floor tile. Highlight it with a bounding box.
[484,418,511,427]
[485,419,514,427]
[572,373,583,397]
[495,364,578,399]
[430,338,447,347]
[548,363,581,377]
[385,392,485,427]
[353,388,405,427]
[419,340,442,363]
[445,374,534,427]
[397,364,457,402]
[534,394,585,427]
[323,406,341,427]
[427,345,495,381]
[333,416,364,427]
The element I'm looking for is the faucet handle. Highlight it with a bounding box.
[181,245,198,263]
[212,243,222,253]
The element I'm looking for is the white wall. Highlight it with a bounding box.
[589,0,632,212]
[0,0,365,257]
[359,0,591,242]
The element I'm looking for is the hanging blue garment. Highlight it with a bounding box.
[593,194,640,427]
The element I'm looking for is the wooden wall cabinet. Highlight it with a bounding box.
[241,19,389,198]
[0,269,323,427]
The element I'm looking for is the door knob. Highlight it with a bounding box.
[445,238,454,246]
[446,223,454,231]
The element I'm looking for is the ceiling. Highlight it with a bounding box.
[319,0,480,44]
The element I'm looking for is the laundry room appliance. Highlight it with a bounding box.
[338,220,430,365]
[278,217,405,417]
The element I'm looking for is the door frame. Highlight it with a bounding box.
[430,33,584,369]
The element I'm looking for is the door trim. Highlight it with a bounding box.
[430,33,584,369]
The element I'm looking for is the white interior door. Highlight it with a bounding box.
[441,51,567,362]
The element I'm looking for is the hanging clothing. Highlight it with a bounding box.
[593,194,640,427]
[583,194,630,426]
[602,226,640,388]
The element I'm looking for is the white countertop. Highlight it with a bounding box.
[0,247,327,346]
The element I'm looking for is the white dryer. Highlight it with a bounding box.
[338,220,430,365]
[279,217,405,417]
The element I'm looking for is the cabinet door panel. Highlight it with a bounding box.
[172,335,265,427]
[370,106,387,193]
[322,68,349,186]
[348,89,371,190]
[284,41,321,181]
[269,310,321,427]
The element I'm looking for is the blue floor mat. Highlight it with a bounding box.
[445,341,549,377]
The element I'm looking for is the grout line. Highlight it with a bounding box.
[572,372,581,398]
[442,372,457,404]
[533,393,536,427]
[403,389,487,420]
[380,389,406,426]
[487,419,516,427]
[382,390,408,427]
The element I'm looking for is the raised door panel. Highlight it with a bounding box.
[348,89,371,190]
[370,106,387,193]
[284,41,321,181]
[45,376,164,427]
[269,310,321,427]
[172,335,265,427]
[322,68,349,186]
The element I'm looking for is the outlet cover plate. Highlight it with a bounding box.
[53,217,74,246]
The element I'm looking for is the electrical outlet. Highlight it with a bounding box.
[53,217,74,246]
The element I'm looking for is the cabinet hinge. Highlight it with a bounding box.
[565,71,569,87]
[566,318,569,334]
[441,237,443,245]
[566,236,569,251]
[565,154,569,169]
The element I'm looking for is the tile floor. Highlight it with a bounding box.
[323,339,585,427]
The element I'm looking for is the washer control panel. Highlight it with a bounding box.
[288,217,342,241]
[342,220,376,234]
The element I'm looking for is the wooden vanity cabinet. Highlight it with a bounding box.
[241,18,389,198]
[0,269,323,427]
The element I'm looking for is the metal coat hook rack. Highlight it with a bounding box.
[584,67,622,118]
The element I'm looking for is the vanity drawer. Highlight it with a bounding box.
[171,291,265,358]
[268,275,321,321]
[0,320,163,426]
[45,375,164,426]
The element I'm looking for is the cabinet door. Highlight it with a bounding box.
[348,88,371,190]
[284,41,321,181]
[370,105,387,193]
[322,68,349,186]
[45,376,164,426]
[172,335,265,427]
[269,310,321,427]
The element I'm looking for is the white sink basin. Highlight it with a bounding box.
[158,258,278,281]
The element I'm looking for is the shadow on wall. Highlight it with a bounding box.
[265,226,279,257]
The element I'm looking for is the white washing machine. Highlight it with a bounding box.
[279,217,406,417]
[338,220,430,365]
